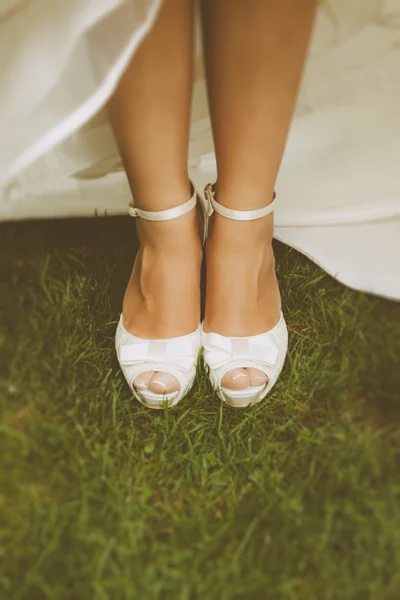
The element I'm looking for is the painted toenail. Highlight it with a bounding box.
[231,372,247,381]
[135,381,148,390]
[151,380,168,389]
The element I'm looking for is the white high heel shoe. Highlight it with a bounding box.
[115,184,210,409]
[202,183,288,408]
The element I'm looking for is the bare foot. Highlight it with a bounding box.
[203,209,281,391]
[122,204,203,395]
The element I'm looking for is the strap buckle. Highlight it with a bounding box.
[128,203,138,218]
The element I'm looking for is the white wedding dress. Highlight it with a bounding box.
[0,0,399,300]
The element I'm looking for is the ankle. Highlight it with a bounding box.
[206,234,275,282]
[207,213,274,256]
[140,235,203,269]
[136,208,202,254]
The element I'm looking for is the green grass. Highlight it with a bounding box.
[0,216,399,600]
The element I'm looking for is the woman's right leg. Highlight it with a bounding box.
[108,0,200,395]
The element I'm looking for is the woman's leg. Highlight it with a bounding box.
[201,0,316,390]
[108,0,199,394]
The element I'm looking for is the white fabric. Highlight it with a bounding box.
[0,0,399,299]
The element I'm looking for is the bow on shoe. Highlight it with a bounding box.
[203,333,279,370]
[119,338,196,372]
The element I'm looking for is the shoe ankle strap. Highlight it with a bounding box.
[204,183,276,221]
[128,184,197,221]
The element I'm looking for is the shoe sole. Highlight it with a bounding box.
[218,384,267,408]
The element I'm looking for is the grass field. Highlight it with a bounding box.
[0,215,399,600]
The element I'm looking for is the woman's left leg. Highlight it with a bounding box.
[201,0,316,390]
